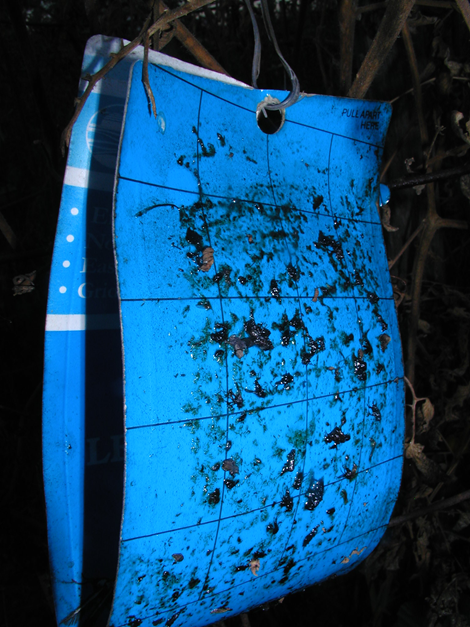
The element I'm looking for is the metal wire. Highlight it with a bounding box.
[244,0,301,111]
[244,0,261,88]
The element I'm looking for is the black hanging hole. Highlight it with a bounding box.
[256,107,285,135]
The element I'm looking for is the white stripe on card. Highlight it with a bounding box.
[46,314,120,331]
[63,166,115,191]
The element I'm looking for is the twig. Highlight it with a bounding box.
[406,190,438,384]
[402,22,428,147]
[152,0,177,50]
[438,218,468,230]
[430,424,470,503]
[402,23,435,385]
[391,275,407,307]
[390,76,470,106]
[152,0,161,50]
[456,0,470,32]
[387,162,470,189]
[404,376,427,443]
[357,0,456,10]
[425,124,445,169]
[146,0,214,40]
[293,0,309,69]
[0,211,17,249]
[315,16,329,94]
[403,214,469,383]
[60,14,151,153]
[157,0,229,74]
[60,0,217,154]
[143,30,157,117]
[5,0,59,165]
[240,614,251,627]
[388,489,470,527]
[389,77,435,104]
[388,221,425,270]
[348,0,416,99]
[356,1,387,13]
[339,0,357,95]
[380,121,417,180]
[416,0,458,6]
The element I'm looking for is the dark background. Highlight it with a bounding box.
[1,1,470,626]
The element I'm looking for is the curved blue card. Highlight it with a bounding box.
[43,36,258,627]
[111,60,404,627]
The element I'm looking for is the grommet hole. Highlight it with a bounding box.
[256,107,285,135]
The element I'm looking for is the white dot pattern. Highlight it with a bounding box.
[63,208,78,292]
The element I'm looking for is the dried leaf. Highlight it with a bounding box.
[341,546,366,564]
[381,204,399,232]
[405,441,442,485]
[408,11,438,27]
[378,334,391,352]
[449,306,470,320]
[12,270,36,295]
[384,541,403,571]
[414,527,431,568]
[222,458,239,476]
[444,50,462,76]
[417,398,435,434]
[250,558,260,576]
[418,319,432,334]
[451,111,470,145]
[199,247,214,272]
[432,35,448,59]
[453,511,470,532]
[460,174,470,201]
[405,157,415,173]
[421,398,435,422]
[414,484,434,500]
[445,380,470,422]
[405,441,425,460]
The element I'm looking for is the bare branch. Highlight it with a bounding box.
[157,0,229,75]
[0,211,17,249]
[388,489,470,527]
[60,0,217,154]
[456,0,470,32]
[404,376,427,443]
[143,31,157,118]
[388,221,425,270]
[402,21,428,147]
[348,0,416,99]
[339,0,357,95]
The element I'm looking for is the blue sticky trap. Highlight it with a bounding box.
[43,35,404,627]
[111,60,404,626]
[379,183,391,206]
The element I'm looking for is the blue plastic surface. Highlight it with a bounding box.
[42,36,252,626]
[109,60,404,627]
[43,35,404,627]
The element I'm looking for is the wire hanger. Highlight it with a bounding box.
[244,0,301,111]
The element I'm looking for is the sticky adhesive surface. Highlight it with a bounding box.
[110,60,404,627]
